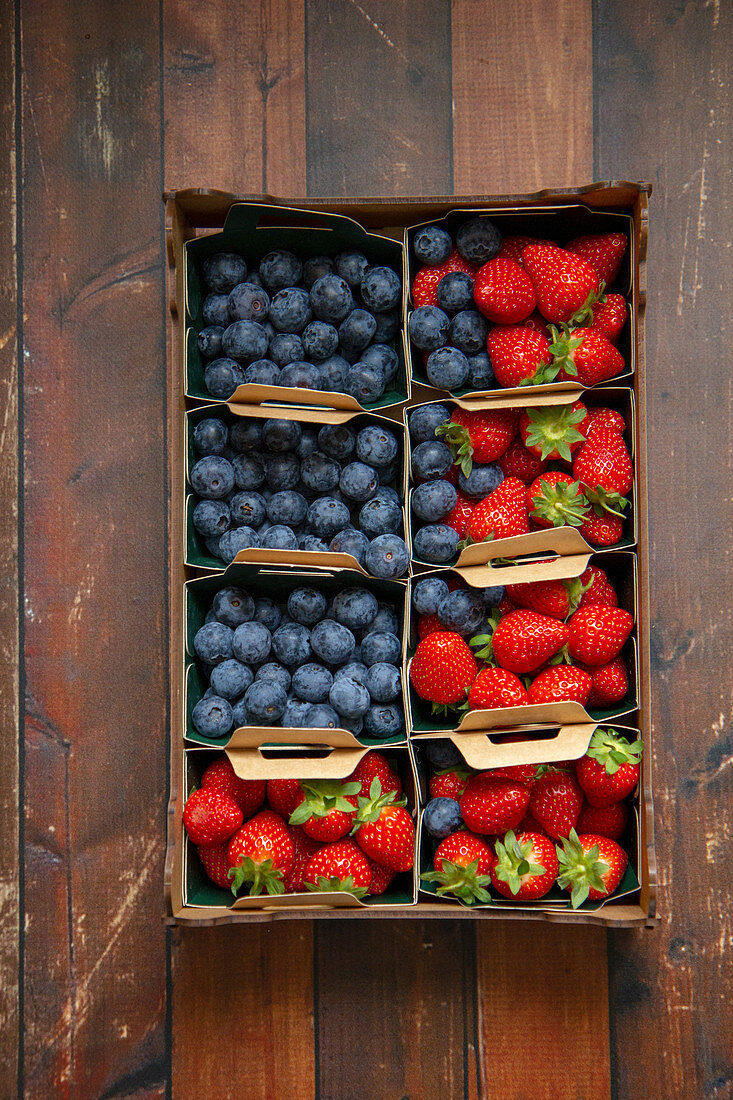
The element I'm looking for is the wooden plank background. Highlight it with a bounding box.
[5,0,731,1097]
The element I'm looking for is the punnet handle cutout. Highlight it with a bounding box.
[222,201,376,239]
[232,548,367,575]
[227,382,364,411]
[231,891,367,910]
[453,386,581,411]
[225,726,368,780]
[447,723,598,770]
[457,552,592,587]
[455,700,592,732]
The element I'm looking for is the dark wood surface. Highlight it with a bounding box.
[7,0,731,1097]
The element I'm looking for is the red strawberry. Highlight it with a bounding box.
[566,232,627,287]
[529,472,589,529]
[417,613,443,640]
[522,244,600,324]
[409,632,478,705]
[498,437,548,483]
[515,810,550,836]
[473,257,536,324]
[352,780,415,872]
[528,665,592,706]
[460,774,530,834]
[582,657,628,706]
[304,839,372,896]
[586,294,628,343]
[349,752,402,801]
[552,326,626,387]
[505,575,589,619]
[467,666,530,709]
[519,400,588,462]
[497,236,552,266]
[577,564,618,609]
[491,610,570,674]
[575,727,643,806]
[584,406,626,437]
[282,825,321,892]
[196,843,233,890]
[443,491,475,538]
[578,511,624,546]
[466,477,530,542]
[577,800,628,841]
[183,788,243,847]
[289,779,360,842]
[437,407,517,472]
[556,828,628,907]
[201,758,267,818]
[486,325,552,388]
[422,830,495,904]
[367,859,396,895]
[567,606,634,666]
[573,428,633,514]
[267,777,303,818]
[529,769,584,839]
[497,593,516,615]
[227,810,295,896]
[490,829,559,900]
[412,248,476,308]
[430,767,470,800]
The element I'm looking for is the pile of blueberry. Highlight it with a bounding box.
[191,584,405,741]
[411,575,504,639]
[196,248,403,405]
[190,414,409,578]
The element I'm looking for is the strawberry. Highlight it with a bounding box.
[491,610,570,674]
[552,326,625,387]
[466,477,530,542]
[417,613,443,640]
[529,770,584,839]
[367,859,396,895]
[528,665,592,706]
[486,325,552,388]
[282,825,321,892]
[586,294,628,343]
[529,472,589,529]
[567,605,634,666]
[521,311,552,337]
[412,249,476,308]
[472,257,536,324]
[304,839,372,897]
[578,511,624,546]
[519,401,588,462]
[352,778,415,872]
[183,788,243,847]
[430,767,470,800]
[498,437,548,483]
[490,829,559,900]
[505,575,589,619]
[436,407,517,473]
[566,232,627,287]
[522,244,600,324]
[497,593,516,615]
[556,829,628,907]
[227,810,295,896]
[467,666,530,709]
[582,657,628,706]
[577,564,618,609]
[584,406,626,437]
[575,727,643,806]
[349,752,402,801]
[196,843,233,890]
[443,491,475,538]
[460,774,530,835]
[497,235,552,265]
[573,427,633,513]
[409,632,478,705]
[577,800,629,841]
[266,777,303,818]
[201,758,267,818]
[422,830,495,904]
[289,779,360,842]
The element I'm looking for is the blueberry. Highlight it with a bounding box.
[204,358,246,399]
[282,696,312,728]
[437,272,474,315]
[211,659,254,701]
[256,662,291,690]
[197,326,224,359]
[340,462,378,502]
[230,491,267,528]
[296,428,320,459]
[253,598,281,632]
[344,364,386,404]
[361,631,401,667]
[230,420,262,452]
[426,740,464,768]
[264,453,301,491]
[360,344,399,383]
[372,310,400,343]
[409,404,451,444]
[193,419,228,460]
[467,351,495,390]
[449,310,489,356]
[202,252,247,293]
[359,497,402,538]
[269,332,305,368]
[411,479,457,523]
[412,576,450,615]
[261,525,299,550]
[300,535,331,552]
[310,274,354,323]
[302,703,341,730]
[269,287,312,333]
[259,250,303,292]
[340,714,364,736]
[365,662,401,704]
[373,486,401,506]
[228,282,270,323]
[334,250,369,289]
[212,586,255,627]
[190,456,235,499]
[244,680,287,724]
[247,272,265,289]
[219,526,261,563]
[222,320,270,364]
[307,497,351,539]
[317,425,354,462]
[330,528,370,565]
[329,676,371,719]
[280,362,323,390]
[205,536,223,560]
[455,217,502,264]
[301,452,341,493]
[267,490,308,526]
[482,585,505,606]
[363,704,403,740]
[319,354,350,391]
[438,589,484,636]
[193,499,231,538]
[413,524,459,563]
[232,621,272,665]
[339,309,377,356]
[262,418,302,452]
[232,453,265,490]
[291,663,334,703]
[411,440,453,481]
[288,586,327,626]
[413,225,453,265]
[335,661,370,687]
[424,797,463,839]
[311,619,355,665]
[244,360,281,386]
[303,255,334,289]
[409,306,450,351]
[202,292,230,327]
[457,463,504,499]
[426,346,470,390]
[231,697,251,728]
[272,622,312,667]
[302,320,339,361]
[192,694,233,738]
[366,534,410,579]
[360,266,401,312]
[332,587,379,630]
[355,425,399,468]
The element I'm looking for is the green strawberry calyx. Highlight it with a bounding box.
[228,856,285,898]
[568,283,607,328]
[530,477,590,528]
[562,575,594,618]
[435,421,475,477]
[522,404,589,462]
[351,778,407,830]
[422,858,493,905]
[305,875,369,899]
[555,828,610,909]
[289,779,361,826]
[582,484,630,518]
[547,324,582,378]
[493,831,546,895]
[516,359,567,387]
[586,728,643,775]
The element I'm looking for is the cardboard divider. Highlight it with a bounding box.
[224,726,368,780]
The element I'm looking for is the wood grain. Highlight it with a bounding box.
[451,0,593,194]
[596,2,732,1096]
[305,0,453,196]
[19,0,168,1095]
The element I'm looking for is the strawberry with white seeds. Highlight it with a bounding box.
[528,665,593,706]
[582,657,629,706]
[467,666,531,709]
[409,631,478,705]
[578,511,624,547]
[289,779,361,842]
[304,839,373,897]
[529,769,584,839]
[577,564,618,609]
[575,728,643,806]
[282,825,322,893]
[498,437,548,483]
[465,477,530,542]
[584,294,628,344]
[227,810,295,897]
[349,752,402,801]
[417,613,443,640]
[566,232,627,287]
[197,843,234,890]
[573,427,633,514]
[567,605,634,666]
[472,257,536,324]
[497,236,552,265]
[443,491,475,538]
[437,407,517,473]
[556,828,628,908]
[519,400,589,462]
[584,406,626,437]
[491,609,570,674]
[522,243,600,324]
[486,325,553,388]
[490,830,559,900]
[506,575,591,619]
[550,325,626,387]
[201,757,267,818]
[367,860,396,896]
[460,773,530,834]
[577,801,629,841]
[430,766,470,800]
[183,787,243,847]
[352,778,415,872]
[267,777,303,818]
[412,248,476,308]
[422,831,495,905]
[529,472,590,529]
